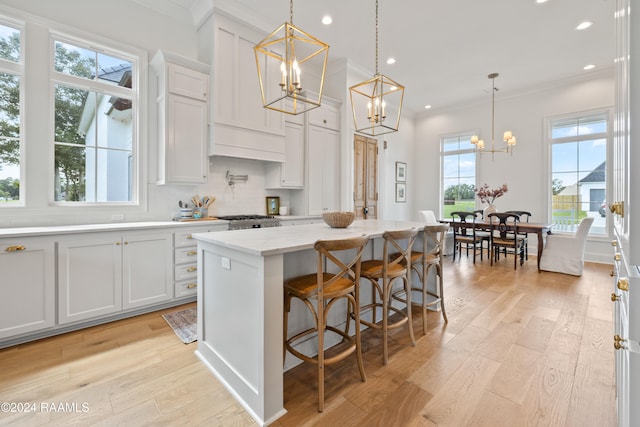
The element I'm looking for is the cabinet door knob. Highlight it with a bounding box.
[614,253,621,261]
[611,240,618,247]
[5,245,26,252]
[614,334,626,350]
[617,277,629,291]
[611,293,620,302]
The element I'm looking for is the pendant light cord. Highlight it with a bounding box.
[375,0,379,75]
[290,0,294,24]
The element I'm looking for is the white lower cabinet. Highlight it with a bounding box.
[0,237,55,339]
[58,231,173,324]
[174,229,199,298]
[173,225,227,298]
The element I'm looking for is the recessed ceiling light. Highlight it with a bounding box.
[425,105,432,109]
[584,64,595,70]
[536,0,548,3]
[576,21,593,30]
[322,15,332,25]
[386,57,396,65]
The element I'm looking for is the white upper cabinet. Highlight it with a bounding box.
[151,51,210,185]
[211,14,285,162]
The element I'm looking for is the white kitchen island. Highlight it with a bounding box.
[193,219,434,426]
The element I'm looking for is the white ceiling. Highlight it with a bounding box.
[161,0,616,116]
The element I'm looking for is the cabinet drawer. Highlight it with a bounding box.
[175,280,198,298]
[175,246,198,264]
[175,263,197,282]
[175,231,198,247]
[168,63,208,101]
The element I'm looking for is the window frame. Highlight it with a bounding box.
[544,108,612,237]
[49,31,141,206]
[0,16,25,207]
[440,131,477,219]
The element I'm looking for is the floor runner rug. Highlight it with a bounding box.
[162,307,197,344]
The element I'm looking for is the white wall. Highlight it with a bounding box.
[413,69,615,262]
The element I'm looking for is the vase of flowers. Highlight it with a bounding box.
[474,183,508,217]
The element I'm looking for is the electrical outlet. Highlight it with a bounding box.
[111,214,125,221]
[221,257,231,270]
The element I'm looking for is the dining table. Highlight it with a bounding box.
[439,219,553,271]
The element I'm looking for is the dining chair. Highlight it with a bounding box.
[391,224,449,334]
[505,210,532,259]
[450,211,485,263]
[283,235,369,412]
[487,212,526,269]
[540,216,594,276]
[473,209,492,257]
[359,228,418,365]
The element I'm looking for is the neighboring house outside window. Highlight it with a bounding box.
[549,111,609,235]
[441,133,476,218]
[52,38,136,203]
[0,20,22,205]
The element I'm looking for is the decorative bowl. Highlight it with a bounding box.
[322,211,355,228]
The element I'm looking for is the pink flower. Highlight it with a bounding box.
[474,183,508,205]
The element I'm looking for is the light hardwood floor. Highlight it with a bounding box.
[0,255,615,426]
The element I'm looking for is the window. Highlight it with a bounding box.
[0,21,22,205]
[441,133,476,218]
[549,111,608,235]
[52,37,135,203]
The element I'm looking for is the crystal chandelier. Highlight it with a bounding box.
[349,0,405,136]
[254,0,329,115]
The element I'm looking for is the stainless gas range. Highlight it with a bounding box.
[217,215,281,230]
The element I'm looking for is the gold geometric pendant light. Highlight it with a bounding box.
[254,0,329,115]
[349,0,405,136]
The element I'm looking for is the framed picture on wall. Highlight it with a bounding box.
[395,183,406,203]
[395,162,407,182]
[266,196,280,215]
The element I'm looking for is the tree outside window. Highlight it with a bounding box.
[53,40,134,203]
[0,23,21,204]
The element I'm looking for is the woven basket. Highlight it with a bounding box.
[322,211,355,228]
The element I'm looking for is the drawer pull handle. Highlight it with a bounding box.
[187,250,197,256]
[614,334,626,350]
[187,283,197,289]
[5,245,26,252]
[187,267,197,272]
[187,234,194,239]
[611,293,620,302]
[618,278,629,292]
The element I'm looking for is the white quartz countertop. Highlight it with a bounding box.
[193,219,424,256]
[0,219,229,238]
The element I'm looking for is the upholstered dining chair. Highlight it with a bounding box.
[283,235,369,412]
[359,228,418,365]
[505,210,532,259]
[540,216,594,276]
[487,212,526,269]
[451,211,484,263]
[392,224,449,334]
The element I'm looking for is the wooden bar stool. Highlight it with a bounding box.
[283,235,369,412]
[392,224,449,334]
[359,228,418,365]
